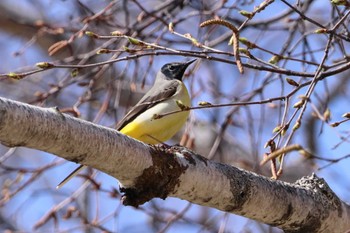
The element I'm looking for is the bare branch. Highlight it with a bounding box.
[0,97,349,232]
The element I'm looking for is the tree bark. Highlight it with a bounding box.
[0,97,349,233]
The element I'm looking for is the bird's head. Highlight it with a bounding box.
[160,59,196,81]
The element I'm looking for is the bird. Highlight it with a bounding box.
[56,59,196,189]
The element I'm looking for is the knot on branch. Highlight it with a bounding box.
[295,173,342,215]
[120,145,206,207]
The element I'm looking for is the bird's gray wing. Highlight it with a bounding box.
[116,80,179,130]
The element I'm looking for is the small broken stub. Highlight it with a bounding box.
[120,144,188,207]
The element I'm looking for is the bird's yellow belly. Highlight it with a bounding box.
[120,84,190,144]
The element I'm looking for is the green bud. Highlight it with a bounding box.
[71,69,79,78]
[293,100,305,108]
[7,72,23,80]
[331,0,349,6]
[36,62,54,69]
[268,55,281,65]
[272,125,282,133]
[286,78,299,87]
[323,108,331,121]
[198,101,212,106]
[110,30,123,36]
[85,31,99,38]
[128,37,141,45]
[176,100,189,110]
[239,37,256,49]
[168,22,174,32]
[239,10,254,19]
[314,28,328,34]
[96,49,110,54]
[292,122,300,131]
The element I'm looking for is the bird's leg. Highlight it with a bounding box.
[145,134,171,148]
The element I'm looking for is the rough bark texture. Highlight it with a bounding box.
[0,97,349,232]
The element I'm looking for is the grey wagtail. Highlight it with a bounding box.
[56,59,196,189]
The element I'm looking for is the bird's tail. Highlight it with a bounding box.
[56,165,86,189]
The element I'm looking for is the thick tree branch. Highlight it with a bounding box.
[0,97,349,232]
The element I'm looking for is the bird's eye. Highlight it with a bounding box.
[168,65,175,71]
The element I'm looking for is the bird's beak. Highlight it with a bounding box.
[185,59,197,67]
